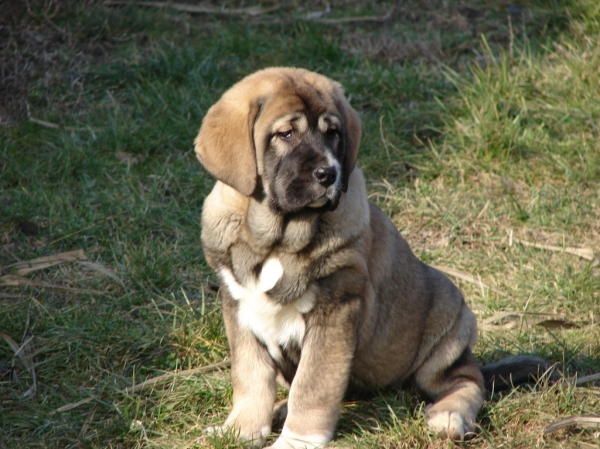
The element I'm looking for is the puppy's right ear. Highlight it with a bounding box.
[194,93,260,196]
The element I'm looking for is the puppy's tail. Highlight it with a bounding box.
[480,355,557,392]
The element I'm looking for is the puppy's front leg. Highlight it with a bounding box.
[209,293,277,447]
[267,300,360,449]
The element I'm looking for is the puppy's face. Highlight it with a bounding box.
[195,68,361,214]
[259,94,345,213]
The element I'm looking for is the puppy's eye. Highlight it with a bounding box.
[326,128,339,138]
[276,130,293,140]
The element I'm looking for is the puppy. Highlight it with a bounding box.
[194,67,550,448]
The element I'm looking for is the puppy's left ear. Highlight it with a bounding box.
[338,97,361,192]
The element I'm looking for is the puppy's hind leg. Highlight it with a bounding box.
[414,307,485,441]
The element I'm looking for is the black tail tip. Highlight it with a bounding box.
[481,355,559,392]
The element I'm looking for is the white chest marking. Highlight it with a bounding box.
[218,257,315,362]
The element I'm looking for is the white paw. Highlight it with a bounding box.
[266,429,330,448]
[426,410,473,441]
[206,424,269,447]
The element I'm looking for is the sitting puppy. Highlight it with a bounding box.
[194,67,549,448]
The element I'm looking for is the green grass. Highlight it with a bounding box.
[1,1,599,448]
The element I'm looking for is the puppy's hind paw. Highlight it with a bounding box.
[426,409,475,441]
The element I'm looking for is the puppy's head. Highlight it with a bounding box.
[195,67,361,213]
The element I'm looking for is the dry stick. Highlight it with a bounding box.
[543,415,600,434]
[53,361,232,414]
[0,274,107,295]
[53,396,96,414]
[432,265,508,297]
[105,1,392,24]
[481,311,583,331]
[29,117,63,129]
[310,8,393,24]
[3,249,87,275]
[0,292,24,299]
[124,360,231,394]
[514,238,598,263]
[29,117,95,132]
[104,1,280,16]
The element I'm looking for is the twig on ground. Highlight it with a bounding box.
[310,8,394,24]
[0,292,25,299]
[105,1,392,25]
[53,396,96,414]
[29,117,97,132]
[543,415,600,434]
[514,238,598,265]
[481,311,582,331]
[54,361,232,413]
[1,249,121,290]
[104,1,280,16]
[432,265,508,297]
[124,360,231,394]
[2,249,87,276]
[0,274,106,295]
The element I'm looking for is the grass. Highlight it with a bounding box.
[1,0,599,448]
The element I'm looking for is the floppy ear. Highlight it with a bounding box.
[338,97,361,192]
[194,92,260,196]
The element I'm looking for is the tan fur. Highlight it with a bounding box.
[195,68,548,448]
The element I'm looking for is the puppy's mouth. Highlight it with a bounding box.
[308,196,329,208]
[307,186,342,211]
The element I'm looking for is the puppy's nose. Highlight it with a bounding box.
[313,166,337,187]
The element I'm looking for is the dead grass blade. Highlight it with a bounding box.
[29,117,62,129]
[0,333,37,398]
[29,117,97,132]
[311,8,394,24]
[432,265,508,297]
[543,415,600,434]
[79,403,99,438]
[53,396,96,414]
[481,311,582,331]
[0,292,25,299]
[514,239,598,265]
[124,360,231,394]
[3,249,87,275]
[105,1,280,16]
[0,274,106,295]
[78,261,124,287]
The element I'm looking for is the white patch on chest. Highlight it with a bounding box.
[218,257,315,362]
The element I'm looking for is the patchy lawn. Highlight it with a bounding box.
[1,1,599,448]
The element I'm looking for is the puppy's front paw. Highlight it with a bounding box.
[206,423,270,447]
[265,429,330,449]
[425,408,474,441]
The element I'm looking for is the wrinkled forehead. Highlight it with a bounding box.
[252,81,343,174]
[258,81,340,129]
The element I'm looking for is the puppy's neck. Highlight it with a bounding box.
[245,193,320,253]
[244,195,284,249]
